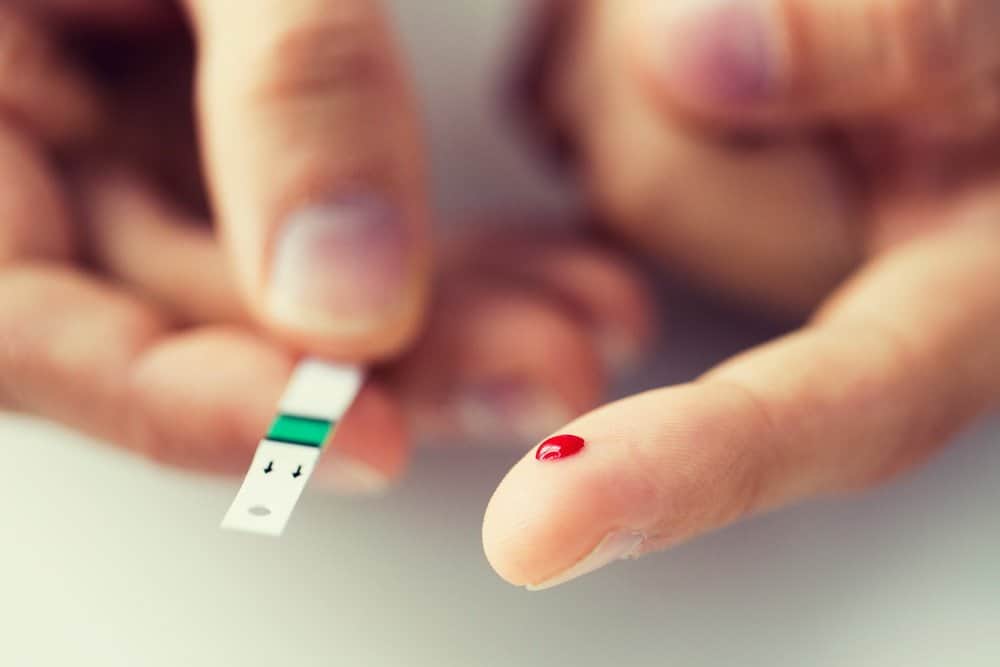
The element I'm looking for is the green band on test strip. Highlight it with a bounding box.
[266,414,333,447]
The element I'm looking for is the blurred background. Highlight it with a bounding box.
[2,2,999,665]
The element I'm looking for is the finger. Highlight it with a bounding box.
[390,279,605,446]
[638,0,1000,124]
[184,0,430,360]
[79,168,246,324]
[0,263,173,440]
[0,121,73,263]
[445,231,657,375]
[0,264,407,490]
[0,6,102,144]
[483,195,1000,589]
[553,0,862,313]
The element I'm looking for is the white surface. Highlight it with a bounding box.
[2,1,999,665]
[277,360,363,421]
[2,408,1000,666]
[220,441,322,536]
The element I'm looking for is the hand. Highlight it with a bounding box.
[0,2,654,489]
[483,0,1000,589]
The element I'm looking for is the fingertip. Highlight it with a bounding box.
[482,386,757,589]
[482,436,645,589]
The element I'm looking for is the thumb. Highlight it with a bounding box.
[483,192,1000,590]
[185,0,430,360]
[638,0,1000,124]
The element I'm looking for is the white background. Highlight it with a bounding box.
[2,2,999,665]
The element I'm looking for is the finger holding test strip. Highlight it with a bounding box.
[184,0,432,361]
[183,0,431,533]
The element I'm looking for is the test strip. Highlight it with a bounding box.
[221,359,365,537]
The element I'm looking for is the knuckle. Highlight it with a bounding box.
[246,11,394,110]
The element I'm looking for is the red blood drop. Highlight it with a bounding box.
[535,434,585,461]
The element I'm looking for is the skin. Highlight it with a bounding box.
[4,0,999,592]
[483,0,1000,589]
[0,1,654,486]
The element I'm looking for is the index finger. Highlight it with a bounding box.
[483,187,1000,589]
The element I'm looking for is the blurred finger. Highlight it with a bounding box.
[446,231,657,375]
[185,0,430,360]
[0,121,73,263]
[483,191,1000,589]
[0,5,102,144]
[639,0,1000,124]
[80,168,245,324]
[0,264,173,439]
[555,0,862,313]
[0,264,408,489]
[392,279,605,446]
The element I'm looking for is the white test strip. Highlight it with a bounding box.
[221,359,365,537]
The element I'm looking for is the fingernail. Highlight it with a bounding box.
[456,381,574,443]
[313,452,390,496]
[268,193,410,334]
[526,530,646,591]
[657,0,775,107]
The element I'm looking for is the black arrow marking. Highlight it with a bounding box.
[264,461,274,474]
[292,465,303,478]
